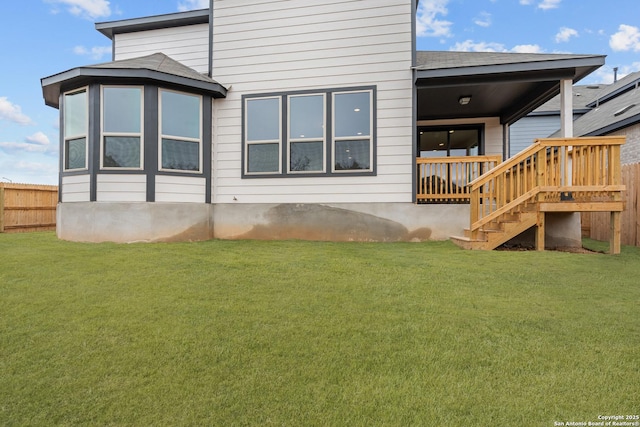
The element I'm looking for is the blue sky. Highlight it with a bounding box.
[1,0,639,185]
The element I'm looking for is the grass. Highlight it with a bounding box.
[1,232,638,426]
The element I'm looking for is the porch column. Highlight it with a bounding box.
[559,79,573,186]
[560,79,573,138]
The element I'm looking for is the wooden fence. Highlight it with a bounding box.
[0,183,58,233]
[582,163,640,246]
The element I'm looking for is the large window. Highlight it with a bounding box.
[63,88,88,171]
[101,86,143,169]
[245,96,281,174]
[243,87,375,177]
[333,91,372,172]
[160,89,202,172]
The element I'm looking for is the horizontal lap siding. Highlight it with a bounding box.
[96,174,146,202]
[61,175,90,202]
[155,176,206,203]
[212,0,414,204]
[115,24,209,74]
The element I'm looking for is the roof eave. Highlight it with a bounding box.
[96,9,209,39]
[416,55,606,82]
[41,67,227,108]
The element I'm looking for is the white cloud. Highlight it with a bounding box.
[610,24,640,52]
[46,0,111,19]
[0,141,49,154]
[74,45,112,60]
[588,63,640,84]
[25,132,51,146]
[177,0,209,12]
[451,40,507,52]
[555,27,578,43]
[512,44,544,53]
[451,40,544,54]
[538,0,561,10]
[519,0,561,9]
[474,12,492,28]
[416,0,453,38]
[0,97,33,126]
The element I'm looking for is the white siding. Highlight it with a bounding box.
[155,175,206,203]
[212,0,414,204]
[96,174,146,202]
[62,175,90,202]
[114,24,209,74]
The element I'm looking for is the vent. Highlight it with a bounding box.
[614,104,636,116]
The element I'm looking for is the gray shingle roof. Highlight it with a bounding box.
[571,85,640,136]
[42,53,227,108]
[416,51,600,71]
[87,52,216,85]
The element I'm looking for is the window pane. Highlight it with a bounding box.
[162,138,200,171]
[248,143,279,173]
[103,87,141,133]
[334,92,371,138]
[247,98,279,141]
[335,139,370,171]
[103,136,140,168]
[65,137,86,170]
[290,95,323,139]
[64,90,87,138]
[161,91,200,139]
[290,141,323,172]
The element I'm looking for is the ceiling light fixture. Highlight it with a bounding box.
[458,96,472,105]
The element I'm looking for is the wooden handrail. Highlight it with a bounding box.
[417,155,502,203]
[468,136,625,235]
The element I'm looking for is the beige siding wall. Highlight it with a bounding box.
[211,0,414,204]
[96,174,146,202]
[155,175,206,203]
[61,175,90,202]
[114,24,209,74]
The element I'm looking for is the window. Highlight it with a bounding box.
[288,94,325,173]
[160,90,202,172]
[63,88,88,171]
[245,97,281,174]
[101,86,143,169]
[333,91,372,172]
[243,87,375,177]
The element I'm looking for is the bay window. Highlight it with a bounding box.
[160,89,202,172]
[101,86,143,169]
[63,88,88,171]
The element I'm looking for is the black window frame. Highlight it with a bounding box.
[241,86,377,179]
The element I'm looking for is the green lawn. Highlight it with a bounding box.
[1,232,638,426]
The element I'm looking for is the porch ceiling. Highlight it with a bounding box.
[415,51,605,125]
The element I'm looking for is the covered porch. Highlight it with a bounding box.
[413,51,625,252]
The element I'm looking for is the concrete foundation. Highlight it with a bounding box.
[56,202,582,247]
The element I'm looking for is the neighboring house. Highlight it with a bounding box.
[564,72,640,165]
[509,83,605,156]
[42,0,622,249]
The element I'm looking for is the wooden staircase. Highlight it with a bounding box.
[450,137,626,253]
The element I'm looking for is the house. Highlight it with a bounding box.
[511,72,640,161]
[41,0,625,251]
[509,83,605,156]
[558,71,640,164]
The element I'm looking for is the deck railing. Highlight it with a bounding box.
[416,155,502,203]
[468,136,625,232]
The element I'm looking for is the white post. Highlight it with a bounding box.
[559,79,573,185]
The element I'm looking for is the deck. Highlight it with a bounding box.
[417,137,625,253]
